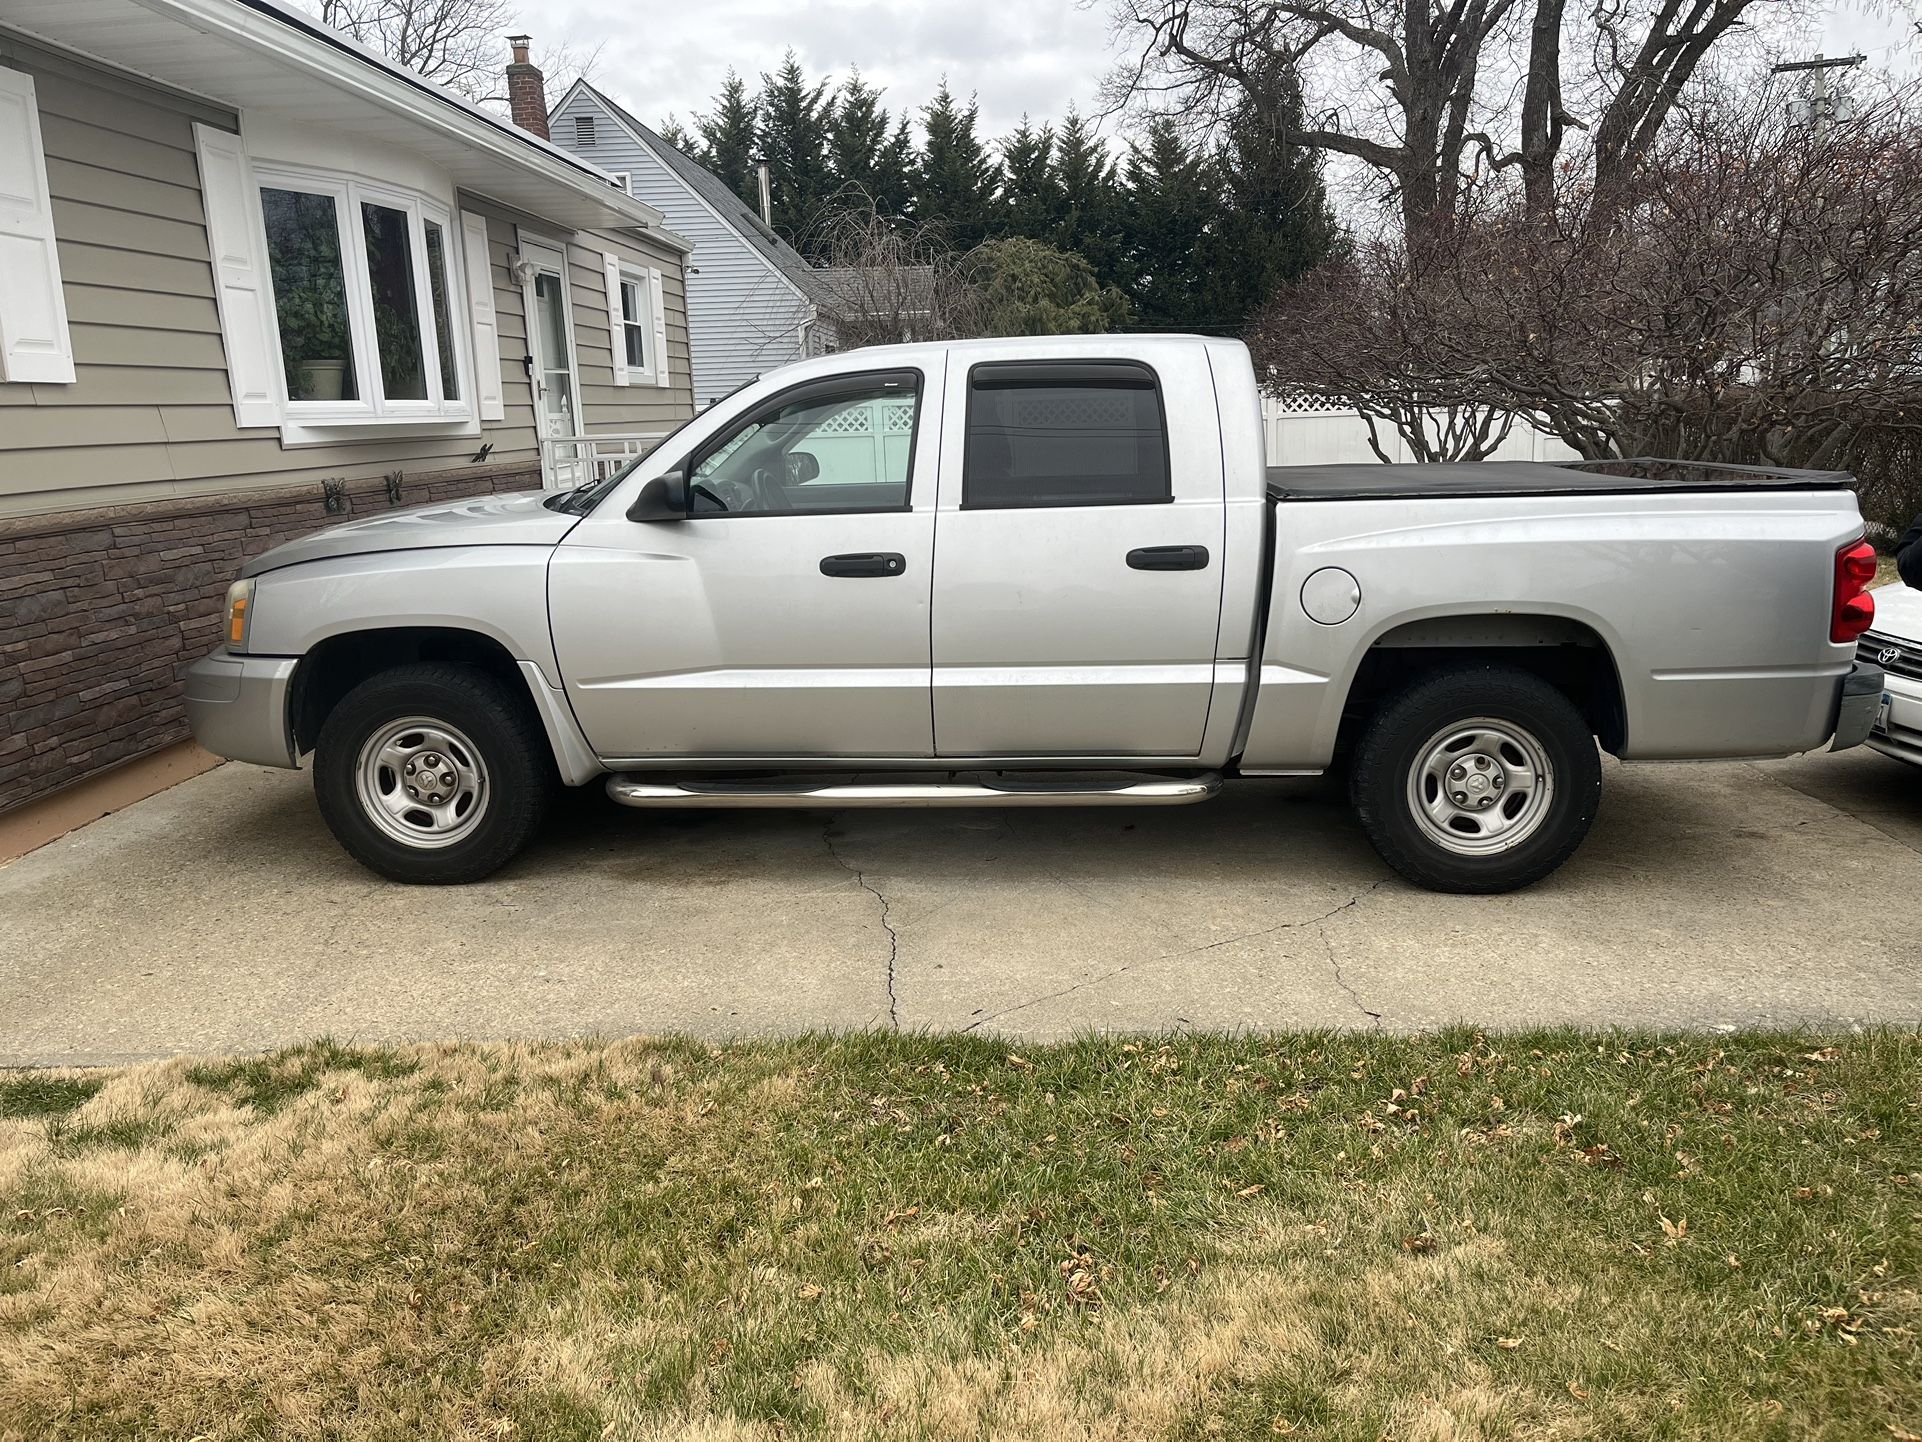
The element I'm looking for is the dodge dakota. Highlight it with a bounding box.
[184,335,1885,892]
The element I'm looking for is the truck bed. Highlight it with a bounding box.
[1267,458,1855,502]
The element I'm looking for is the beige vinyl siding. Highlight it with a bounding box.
[563,235,692,438]
[0,43,693,518]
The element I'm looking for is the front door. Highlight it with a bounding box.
[521,237,579,486]
[930,356,1227,758]
[549,365,940,760]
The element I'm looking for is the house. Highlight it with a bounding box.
[548,81,843,406]
[0,0,696,826]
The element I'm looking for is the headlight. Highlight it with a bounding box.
[224,578,255,652]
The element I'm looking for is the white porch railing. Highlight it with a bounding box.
[538,432,671,491]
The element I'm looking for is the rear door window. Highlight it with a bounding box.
[962,361,1171,509]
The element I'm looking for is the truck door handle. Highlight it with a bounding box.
[820,552,907,578]
[1127,545,1210,572]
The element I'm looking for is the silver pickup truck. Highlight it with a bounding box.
[185,335,1885,893]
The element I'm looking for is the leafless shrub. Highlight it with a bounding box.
[807,210,989,348]
[1252,82,1922,468]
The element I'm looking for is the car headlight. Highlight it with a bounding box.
[224,578,255,653]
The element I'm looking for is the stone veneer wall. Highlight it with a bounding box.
[0,463,542,814]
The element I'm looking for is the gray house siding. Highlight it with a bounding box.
[549,86,814,407]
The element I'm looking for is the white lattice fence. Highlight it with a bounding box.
[1262,398,1579,466]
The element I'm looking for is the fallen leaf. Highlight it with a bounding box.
[1401,1234,1436,1254]
[1497,1337,1524,1351]
[1006,1054,1033,1070]
[1236,1184,1265,1199]
[1567,1381,1590,1400]
[1660,1215,1688,1244]
[797,1283,823,1301]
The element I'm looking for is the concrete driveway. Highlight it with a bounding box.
[2,749,1919,1065]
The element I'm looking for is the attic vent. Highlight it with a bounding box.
[574,114,596,146]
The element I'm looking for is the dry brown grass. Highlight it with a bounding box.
[2,1031,1918,1440]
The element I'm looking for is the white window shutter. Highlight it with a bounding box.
[602,251,628,387]
[648,267,670,389]
[459,211,505,421]
[0,67,75,384]
[192,123,278,425]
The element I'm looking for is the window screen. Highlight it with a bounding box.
[963,361,1170,509]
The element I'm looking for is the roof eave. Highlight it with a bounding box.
[133,0,669,232]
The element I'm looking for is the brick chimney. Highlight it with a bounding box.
[505,35,548,140]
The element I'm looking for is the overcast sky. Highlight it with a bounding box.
[527,0,1916,145]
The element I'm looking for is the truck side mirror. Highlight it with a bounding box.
[627,470,689,522]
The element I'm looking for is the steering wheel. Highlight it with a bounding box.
[747,465,796,513]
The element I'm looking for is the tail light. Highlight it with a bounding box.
[1831,539,1877,644]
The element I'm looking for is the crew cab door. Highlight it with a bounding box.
[930,355,1227,757]
[547,366,938,759]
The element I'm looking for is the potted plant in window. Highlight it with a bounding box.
[279,282,350,401]
[267,222,352,402]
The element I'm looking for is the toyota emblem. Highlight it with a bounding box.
[1881,645,1905,667]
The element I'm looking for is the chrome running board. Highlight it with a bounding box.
[605,771,1223,809]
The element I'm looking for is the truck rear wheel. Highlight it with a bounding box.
[313,662,550,884]
[1350,665,1601,894]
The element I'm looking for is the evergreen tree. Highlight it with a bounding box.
[757,53,839,251]
[1048,109,1123,287]
[876,116,918,220]
[1200,60,1344,331]
[972,237,1129,335]
[999,118,1060,241]
[830,71,913,219]
[1121,116,1224,330]
[916,83,1000,250]
[657,116,699,156]
[692,70,758,206]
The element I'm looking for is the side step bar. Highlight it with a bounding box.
[606,772,1223,810]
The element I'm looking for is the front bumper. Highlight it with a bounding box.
[1831,661,1887,753]
[183,651,300,769]
[1866,662,1922,767]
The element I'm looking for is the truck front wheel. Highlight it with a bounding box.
[1350,666,1602,894]
[313,663,551,884]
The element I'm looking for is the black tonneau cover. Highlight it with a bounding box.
[1267,458,1854,502]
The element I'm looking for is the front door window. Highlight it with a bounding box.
[532,268,574,441]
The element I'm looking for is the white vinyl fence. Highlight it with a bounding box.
[1262,396,1580,467]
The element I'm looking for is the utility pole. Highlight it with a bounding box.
[1772,53,1866,136]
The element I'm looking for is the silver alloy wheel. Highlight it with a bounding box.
[1405,716,1556,857]
[353,716,490,850]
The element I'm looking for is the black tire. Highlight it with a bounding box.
[313,662,551,884]
[1350,665,1602,894]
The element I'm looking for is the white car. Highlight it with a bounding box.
[1861,579,1922,766]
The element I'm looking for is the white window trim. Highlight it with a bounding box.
[604,253,660,387]
[608,171,632,195]
[248,159,477,441]
[0,65,76,385]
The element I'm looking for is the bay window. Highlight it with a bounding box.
[254,167,469,422]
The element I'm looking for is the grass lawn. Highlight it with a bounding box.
[2,1031,1917,1441]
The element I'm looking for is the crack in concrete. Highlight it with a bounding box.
[960,878,1392,1033]
[822,820,900,1030]
[1321,921,1384,1028]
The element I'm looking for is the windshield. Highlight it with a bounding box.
[542,376,758,516]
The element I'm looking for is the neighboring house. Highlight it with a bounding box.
[548,81,842,406]
[0,0,696,819]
